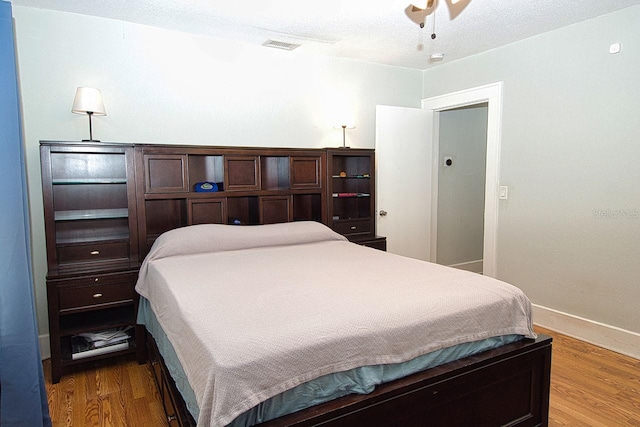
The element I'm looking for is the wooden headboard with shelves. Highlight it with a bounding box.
[134,144,330,258]
[40,141,379,274]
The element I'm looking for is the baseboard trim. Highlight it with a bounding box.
[447,259,483,274]
[532,304,640,359]
[39,334,50,360]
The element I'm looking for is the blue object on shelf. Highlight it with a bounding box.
[194,182,219,192]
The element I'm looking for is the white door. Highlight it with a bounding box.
[376,83,503,276]
[375,105,432,261]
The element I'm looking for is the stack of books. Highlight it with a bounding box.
[71,327,132,360]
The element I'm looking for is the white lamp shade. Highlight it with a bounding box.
[333,124,356,130]
[72,87,106,115]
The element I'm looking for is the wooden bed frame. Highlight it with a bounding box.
[39,141,551,423]
[146,329,552,427]
[129,143,552,426]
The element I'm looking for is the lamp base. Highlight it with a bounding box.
[82,139,101,142]
[338,146,351,149]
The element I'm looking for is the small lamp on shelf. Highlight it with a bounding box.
[72,87,106,142]
[334,124,355,149]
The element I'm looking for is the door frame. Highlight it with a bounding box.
[421,82,503,278]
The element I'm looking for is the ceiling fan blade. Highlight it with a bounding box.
[405,0,438,27]
[444,0,472,19]
[409,0,437,11]
[405,5,426,26]
[407,0,437,14]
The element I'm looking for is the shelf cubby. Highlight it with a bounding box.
[188,155,224,191]
[261,156,290,190]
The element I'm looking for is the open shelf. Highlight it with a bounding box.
[327,149,375,239]
[61,335,136,363]
[188,155,224,190]
[52,178,127,185]
[55,208,129,221]
[59,304,135,336]
[332,193,370,198]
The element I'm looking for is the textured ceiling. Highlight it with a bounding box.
[12,0,640,69]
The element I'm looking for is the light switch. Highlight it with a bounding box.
[610,43,621,54]
[499,186,508,200]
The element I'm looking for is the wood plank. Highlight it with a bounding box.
[44,355,165,427]
[535,326,640,427]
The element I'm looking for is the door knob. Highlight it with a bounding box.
[379,210,388,217]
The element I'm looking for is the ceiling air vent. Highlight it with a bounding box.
[262,39,301,51]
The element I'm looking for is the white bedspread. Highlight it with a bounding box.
[136,222,535,427]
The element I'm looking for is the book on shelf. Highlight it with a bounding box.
[332,192,370,198]
[77,326,132,348]
[71,327,132,360]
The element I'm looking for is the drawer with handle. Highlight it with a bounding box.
[58,277,135,312]
[333,219,371,236]
[57,241,129,264]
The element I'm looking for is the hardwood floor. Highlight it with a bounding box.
[44,355,166,427]
[44,327,640,426]
[535,327,640,426]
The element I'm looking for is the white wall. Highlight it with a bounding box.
[436,105,487,268]
[12,6,423,341]
[422,7,640,339]
[13,5,640,357]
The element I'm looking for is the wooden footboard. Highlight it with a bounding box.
[146,330,552,427]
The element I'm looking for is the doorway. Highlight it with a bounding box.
[435,103,488,274]
[422,82,503,277]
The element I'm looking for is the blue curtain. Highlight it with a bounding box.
[0,1,51,425]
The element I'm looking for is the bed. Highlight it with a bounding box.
[135,221,552,427]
